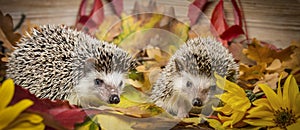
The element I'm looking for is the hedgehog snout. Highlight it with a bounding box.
[192,98,202,107]
[109,94,120,104]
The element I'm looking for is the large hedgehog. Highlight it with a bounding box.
[6,25,136,107]
[150,37,238,118]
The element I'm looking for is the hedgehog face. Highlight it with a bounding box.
[173,71,214,107]
[172,59,214,108]
[75,70,125,107]
[73,58,126,107]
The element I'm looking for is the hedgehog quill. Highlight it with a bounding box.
[150,37,239,118]
[6,25,136,107]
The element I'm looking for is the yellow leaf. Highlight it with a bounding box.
[128,79,143,88]
[146,47,161,59]
[95,15,121,42]
[93,113,134,130]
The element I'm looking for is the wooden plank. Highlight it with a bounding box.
[0,0,299,48]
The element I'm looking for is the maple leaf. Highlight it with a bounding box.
[228,42,255,65]
[243,39,296,65]
[239,63,266,83]
[282,41,300,83]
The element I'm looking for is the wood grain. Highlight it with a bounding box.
[0,0,299,48]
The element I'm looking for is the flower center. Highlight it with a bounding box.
[273,107,296,128]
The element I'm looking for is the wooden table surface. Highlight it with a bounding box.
[1,0,299,48]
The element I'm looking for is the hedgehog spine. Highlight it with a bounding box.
[150,37,238,118]
[6,25,136,107]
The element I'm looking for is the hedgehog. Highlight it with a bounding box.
[150,37,238,118]
[6,25,136,107]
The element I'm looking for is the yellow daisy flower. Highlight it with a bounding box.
[0,79,45,129]
[244,75,300,129]
[213,73,251,128]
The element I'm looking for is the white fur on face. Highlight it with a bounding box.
[173,71,214,104]
[71,71,125,107]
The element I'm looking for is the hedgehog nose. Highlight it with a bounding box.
[192,98,202,107]
[109,94,120,104]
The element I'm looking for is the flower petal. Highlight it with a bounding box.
[215,73,245,96]
[246,110,274,118]
[0,99,33,129]
[252,98,273,111]
[284,75,299,109]
[287,118,300,130]
[231,111,245,126]
[258,84,281,110]
[213,104,233,115]
[244,119,275,127]
[0,79,14,109]
[294,93,300,116]
[4,113,44,130]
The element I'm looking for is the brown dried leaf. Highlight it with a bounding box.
[242,39,295,65]
[228,42,255,65]
[242,39,275,64]
[266,59,281,71]
[0,11,21,50]
[253,73,279,93]
[239,63,266,81]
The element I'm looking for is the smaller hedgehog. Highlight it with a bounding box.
[6,25,136,107]
[150,37,238,118]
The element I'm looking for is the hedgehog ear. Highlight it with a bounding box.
[174,59,185,72]
[84,58,97,73]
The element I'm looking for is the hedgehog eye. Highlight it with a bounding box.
[119,81,123,87]
[186,81,193,88]
[95,78,104,85]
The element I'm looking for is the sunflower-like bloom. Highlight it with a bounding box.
[213,73,251,128]
[244,75,300,129]
[0,79,45,129]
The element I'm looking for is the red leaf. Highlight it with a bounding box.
[231,0,242,26]
[107,0,123,17]
[220,25,244,41]
[9,85,89,130]
[211,0,228,35]
[188,0,208,26]
[76,0,104,32]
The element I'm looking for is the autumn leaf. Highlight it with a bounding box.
[231,0,242,26]
[0,11,21,50]
[211,0,228,36]
[282,41,300,83]
[239,63,266,82]
[228,42,255,65]
[9,85,88,130]
[188,0,208,26]
[95,15,121,42]
[220,25,244,42]
[107,0,123,17]
[253,73,279,93]
[243,39,295,65]
[75,0,104,33]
